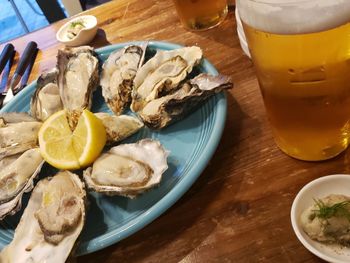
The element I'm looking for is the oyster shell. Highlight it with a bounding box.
[0,148,44,220]
[0,171,86,262]
[138,74,233,129]
[30,68,63,121]
[0,112,42,159]
[83,139,168,198]
[101,44,146,115]
[0,112,37,123]
[0,112,36,123]
[57,46,99,127]
[95,112,144,144]
[131,46,203,112]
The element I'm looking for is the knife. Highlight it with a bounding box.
[2,41,38,106]
[0,43,15,76]
[14,47,38,95]
[0,49,15,94]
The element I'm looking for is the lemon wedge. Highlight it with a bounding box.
[38,109,106,170]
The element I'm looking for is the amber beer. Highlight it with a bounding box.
[172,0,228,30]
[238,0,350,161]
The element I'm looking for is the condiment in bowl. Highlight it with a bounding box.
[291,174,350,263]
[56,15,98,47]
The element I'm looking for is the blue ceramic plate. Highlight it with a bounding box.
[0,41,227,255]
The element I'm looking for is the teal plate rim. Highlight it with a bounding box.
[0,41,227,255]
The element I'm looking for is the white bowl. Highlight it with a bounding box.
[291,174,350,263]
[56,15,98,47]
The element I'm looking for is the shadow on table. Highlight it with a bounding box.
[92,29,112,48]
[76,92,246,262]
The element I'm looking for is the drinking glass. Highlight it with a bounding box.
[237,0,350,161]
[172,0,228,31]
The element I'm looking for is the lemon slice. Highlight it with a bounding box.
[38,109,106,170]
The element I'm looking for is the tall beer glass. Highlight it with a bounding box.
[237,0,350,161]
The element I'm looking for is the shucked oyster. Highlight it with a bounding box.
[0,112,42,159]
[101,44,146,115]
[0,148,43,220]
[0,112,36,123]
[84,139,168,198]
[95,112,144,144]
[131,46,203,112]
[138,74,233,129]
[30,68,63,121]
[0,171,86,262]
[57,46,99,127]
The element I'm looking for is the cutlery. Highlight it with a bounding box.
[2,41,38,106]
[0,48,15,94]
[0,45,16,107]
[14,47,38,94]
[0,43,15,75]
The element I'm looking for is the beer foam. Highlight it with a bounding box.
[237,0,350,34]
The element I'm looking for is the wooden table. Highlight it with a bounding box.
[1,0,335,262]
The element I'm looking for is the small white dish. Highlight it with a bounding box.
[56,15,98,47]
[291,174,350,263]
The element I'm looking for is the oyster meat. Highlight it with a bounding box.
[57,46,99,127]
[131,46,203,112]
[30,68,63,121]
[0,148,44,220]
[138,74,233,129]
[95,112,144,144]
[84,139,169,198]
[0,112,42,159]
[0,171,86,262]
[101,44,146,115]
[0,112,36,123]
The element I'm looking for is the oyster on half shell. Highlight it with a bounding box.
[131,46,203,112]
[0,148,44,220]
[138,74,233,129]
[95,112,144,144]
[57,46,99,127]
[30,68,63,121]
[0,112,42,159]
[0,112,36,123]
[101,44,147,115]
[83,139,169,198]
[0,171,86,262]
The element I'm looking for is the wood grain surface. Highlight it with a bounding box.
[0,0,335,262]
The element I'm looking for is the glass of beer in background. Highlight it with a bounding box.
[172,0,228,30]
[237,0,350,161]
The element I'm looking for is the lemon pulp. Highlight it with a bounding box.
[38,109,106,170]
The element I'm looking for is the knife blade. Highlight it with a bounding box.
[0,50,15,108]
[0,49,15,94]
[0,43,15,75]
[2,41,38,106]
[14,47,38,95]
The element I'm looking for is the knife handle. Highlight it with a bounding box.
[14,47,38,95]
[0,44,15,75]
[15,41,38,77]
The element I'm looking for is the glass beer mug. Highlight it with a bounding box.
[237,0,350,161]
[172,0,228,30]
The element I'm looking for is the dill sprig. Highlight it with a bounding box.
[70,21,85,28]
[313,198,350,221]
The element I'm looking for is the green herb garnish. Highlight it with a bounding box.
[313,198,350,221]
[70,21,85,28]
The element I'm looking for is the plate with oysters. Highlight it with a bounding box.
[0,41,232,261]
